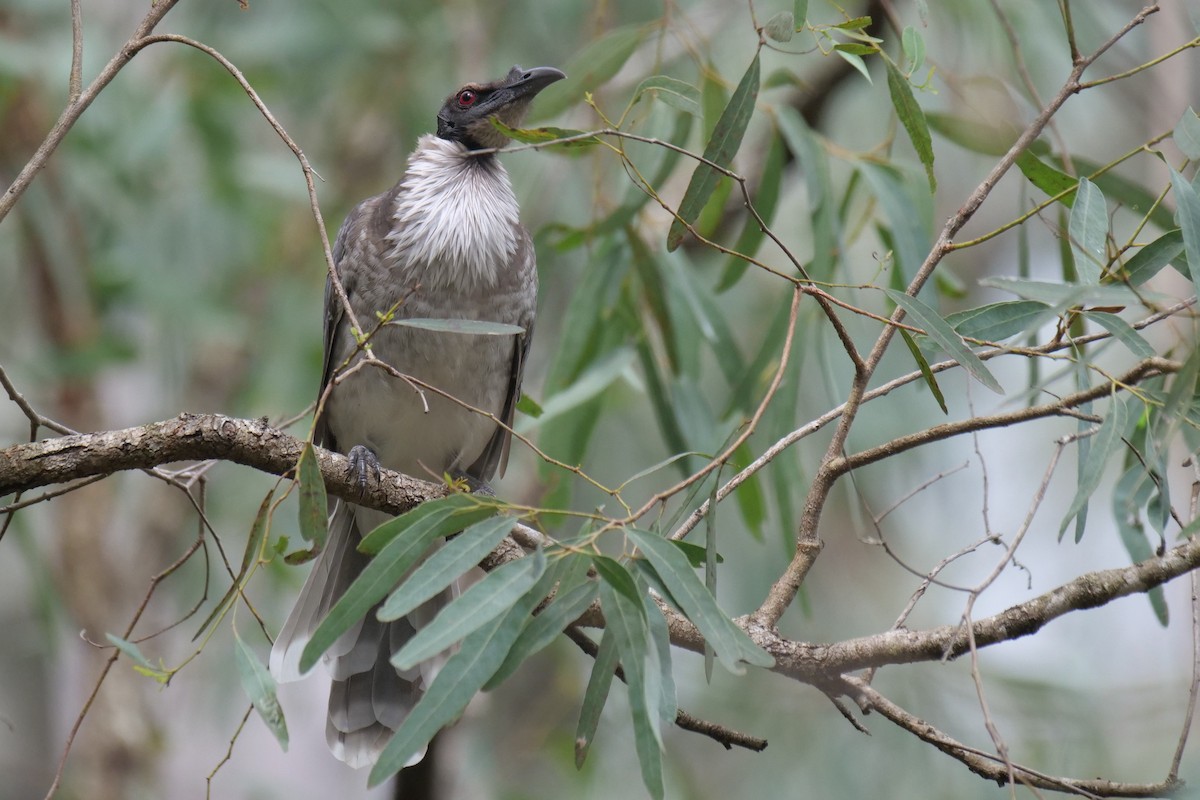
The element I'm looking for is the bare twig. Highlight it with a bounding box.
[0,0,183,223]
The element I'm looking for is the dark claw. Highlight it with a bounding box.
[450,469,495,497]
[347,445,381,494]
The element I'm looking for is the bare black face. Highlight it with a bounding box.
[436,65,566,151]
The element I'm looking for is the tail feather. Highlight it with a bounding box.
[271,497,455,770]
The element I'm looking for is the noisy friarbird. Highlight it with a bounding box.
[270,65,565,769]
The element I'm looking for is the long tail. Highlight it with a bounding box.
[270,500,443,769]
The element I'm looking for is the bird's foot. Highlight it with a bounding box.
[449,469,495,497]
[347,445,382,494]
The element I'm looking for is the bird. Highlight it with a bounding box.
[269,64,566,771]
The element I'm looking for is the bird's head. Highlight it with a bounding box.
[436,65,566,151]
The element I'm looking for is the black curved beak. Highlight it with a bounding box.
[505,66,567,99]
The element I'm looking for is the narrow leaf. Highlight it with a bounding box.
[299,513,447,673]
[632,75,702,117]
[359,493,500,555]
[834,49,872,83]
[667,53,760,251]
[1015,151,1077,206]
[884,290,1003,393]
[1068,177,1108,284]
[1084,312,1155,359]
[626,529,773,673]
[234,632,288,750]
[575,629,620,768]
[593,555,644,607]
[642,588,678,727]
[945,300,1053,343]
[106,634,159,674]
[1121,229,1185,285]
[794,0,809,24]
[297,441,327,548]
[1175,107,1200,160]
[1060,395,1128,540]
[717,132,785,291]
[368,573,552,786]
[194,489,274,640]
[389,318,526,336]
[377,516,517,622]
[391,548,547,671]
[485,579,599,690]
[900,328,948,414]
[981,276,1147,308]
[598,579,663,799]
[884,59,935,192]
[1170,168,1200,304]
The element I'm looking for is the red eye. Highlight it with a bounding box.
[457,90,477,107]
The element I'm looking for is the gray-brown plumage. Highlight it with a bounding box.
[270,65,564,770]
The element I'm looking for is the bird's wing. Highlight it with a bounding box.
[467,226,537,482]
[314,192,391,452]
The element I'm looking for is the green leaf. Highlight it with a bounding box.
[794,0,809,24]
[732,441,767,537]
[925,111,1016,156]
[377,516,517,622]
[106,634,169,683]
[516,393,543,418]
[297,440,327,548]
[1112,463,1170,625]
[598,577,663,799]
[775,106,838,278]
[642,587,678,728]
[835,14,872,29]
[672,539,723,568]
[1120,229,1185,285]
[900,328,948,414]
[945,300,1053,342]
[717,132,785,291]
[626,529,774,674]
[1068,177,1108,284]
[884,290,1003,393]
[703,472,719,681]
[630,75,702,117]
[388,318,526,336]
[592,555,644,607]
[358,493,500,555]
[575,629,620,768]
[299,509,451,673]
[765,11,795,42]
[833,42,877,56]
[1085,311,1155,359]
[391,548,547,671]
[369,568,554,787]
[194,489,274,640]
[521,347,635,432]
[529,24,647,122]
[1060,395,1128,541]
[1015,151,1078,206]
[884,59,935,192]
[981,276,1149,308]
[234,632,288,750]
[1175,107,1200,160]
[902,26,925,73]
[834,48,872,82]
[1170,167,1200,304]
[858,162,931,280]
[485,578,599,690]
[667,53,760,251]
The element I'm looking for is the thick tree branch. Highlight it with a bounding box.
[0,413,442,511]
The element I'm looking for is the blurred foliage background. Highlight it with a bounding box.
[2,1,1200,798]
